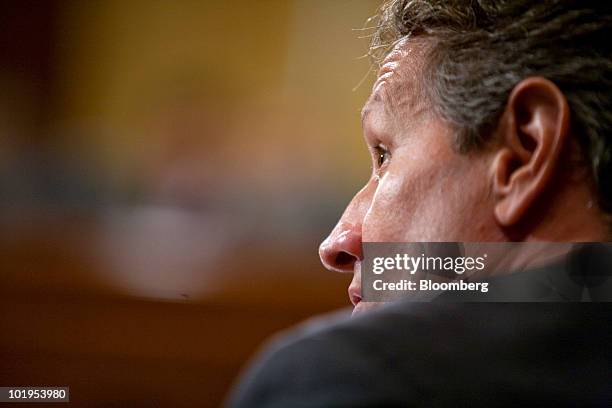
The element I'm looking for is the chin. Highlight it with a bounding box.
[352,301,385,317]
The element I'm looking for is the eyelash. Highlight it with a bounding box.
[374,145,391,170]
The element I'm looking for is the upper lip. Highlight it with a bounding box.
[348,286,362,306]
[348,262,362,306]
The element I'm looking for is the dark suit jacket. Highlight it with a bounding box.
[228,301,612,407]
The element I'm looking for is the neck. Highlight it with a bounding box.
[500,167,610,242]
[480,178,610,275]
[527,188,609,242]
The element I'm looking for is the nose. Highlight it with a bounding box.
[319,223,363,273]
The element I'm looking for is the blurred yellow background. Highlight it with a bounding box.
[0,0,378,406]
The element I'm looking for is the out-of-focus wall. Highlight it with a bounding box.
[55,0,373,195]
[0,1,378,406]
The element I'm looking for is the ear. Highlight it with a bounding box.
[492,76,570,227]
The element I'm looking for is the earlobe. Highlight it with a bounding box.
[491,77,570,228]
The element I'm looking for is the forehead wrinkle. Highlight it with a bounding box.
[373,63,411,132]
[374,39,430,131]
[362,38,428,136]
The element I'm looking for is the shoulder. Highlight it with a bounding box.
[227,302,612,407]
[227,302,460,407]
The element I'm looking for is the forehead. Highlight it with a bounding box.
[361,37,430,127]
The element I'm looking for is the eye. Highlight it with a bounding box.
[374,145,391,169]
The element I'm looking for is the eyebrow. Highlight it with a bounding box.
[361,87,384,125]
[360,107,370,128]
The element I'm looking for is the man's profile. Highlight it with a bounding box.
[228,1,612,406]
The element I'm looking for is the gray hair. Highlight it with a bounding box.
[370,0,612,210]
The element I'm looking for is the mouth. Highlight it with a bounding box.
[348,262,385,316]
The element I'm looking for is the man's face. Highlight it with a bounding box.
[319,39,502,313]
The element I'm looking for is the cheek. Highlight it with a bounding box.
[362,151,492,241]
[362,160,437,241]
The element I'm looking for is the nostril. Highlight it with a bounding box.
[335,251,355,267]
